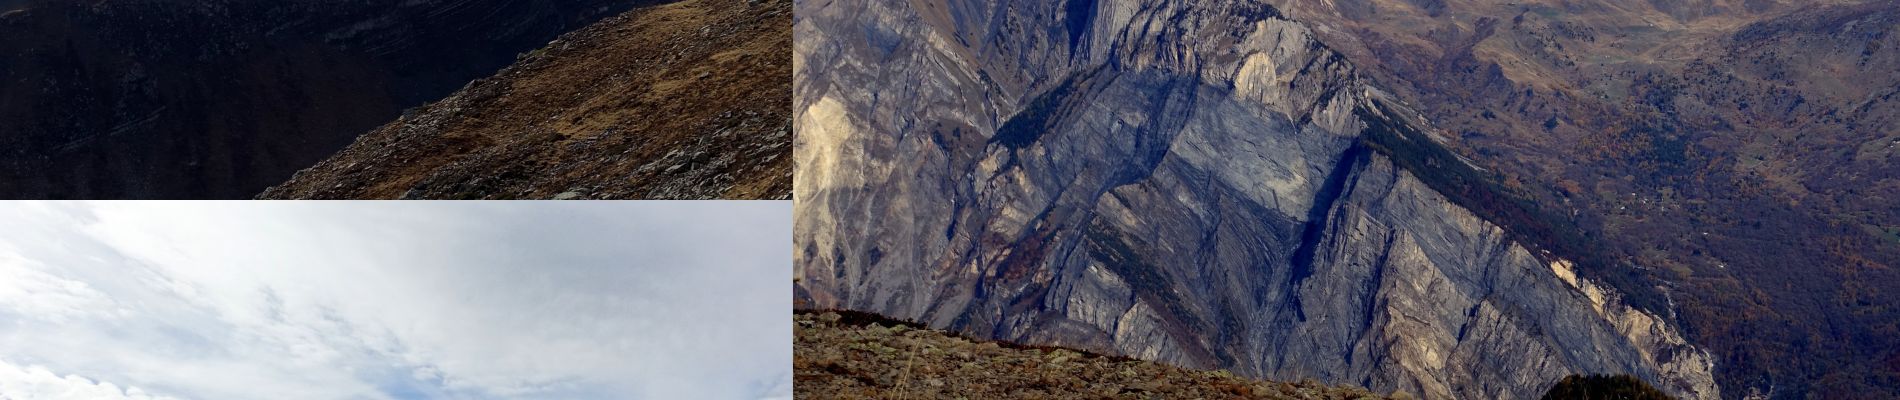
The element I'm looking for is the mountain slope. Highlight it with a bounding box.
[796,310,1399,399]
[261,0,791,200]
[0,0,645,199]
[1243,1,1900,397]
[793,1,1715,399]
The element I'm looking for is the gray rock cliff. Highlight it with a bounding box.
[793,0,1718,398]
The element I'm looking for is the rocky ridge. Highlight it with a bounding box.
[261,0,791,199]
[794,0,1716,398]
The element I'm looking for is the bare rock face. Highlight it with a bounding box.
[793,1,1718,398]
[1243,2,1900,396]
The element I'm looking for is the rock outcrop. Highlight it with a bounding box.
[793,1,1717,398]
[262,0,791,199]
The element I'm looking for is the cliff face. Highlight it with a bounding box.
[1228,2,1900,397]
[0,0,646,199]
[261,0,791,200]
[793,1,1717,398]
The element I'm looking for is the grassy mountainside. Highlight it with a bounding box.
[795,310,1401,399]
[262,0,790,199]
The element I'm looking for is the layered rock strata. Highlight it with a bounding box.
[793,1,1718,398]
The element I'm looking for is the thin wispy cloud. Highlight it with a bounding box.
[0,201,791,400]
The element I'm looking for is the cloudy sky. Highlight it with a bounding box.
[0,201,790,400]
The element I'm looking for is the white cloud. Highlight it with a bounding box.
[753,372,793,400]
[0,255,118,322]
[0,359,181,400]
[0,201,791,400]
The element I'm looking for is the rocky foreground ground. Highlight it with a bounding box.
[795,310,1400,399]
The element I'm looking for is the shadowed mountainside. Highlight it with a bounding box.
[1543,374,1679,400]
[0,0,651,199]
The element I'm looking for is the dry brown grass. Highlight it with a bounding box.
[795,310,1398,400]
[263,0,790,199]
